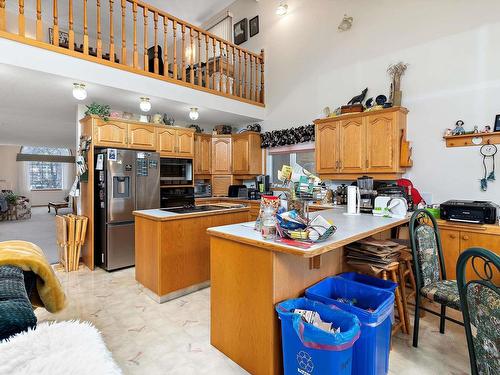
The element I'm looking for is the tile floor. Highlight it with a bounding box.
[36,267,470,375]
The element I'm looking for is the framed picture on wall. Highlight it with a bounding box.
[494,114,500,132]
[233,18,248,45]
[48,28,69,47]
[249,16,259,37]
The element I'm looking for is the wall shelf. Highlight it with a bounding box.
[443,133,500,147]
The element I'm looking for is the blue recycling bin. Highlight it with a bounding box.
[305,277,395,375]
[338,272,397,294]
[276,298,361,375]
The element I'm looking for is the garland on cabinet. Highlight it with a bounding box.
[260,124,315,148]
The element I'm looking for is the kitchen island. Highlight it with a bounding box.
[133,205,249,302]
[207,208,408,375]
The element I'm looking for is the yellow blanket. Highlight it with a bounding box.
[0,240,66,313]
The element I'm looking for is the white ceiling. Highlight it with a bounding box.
[0,63,259,148]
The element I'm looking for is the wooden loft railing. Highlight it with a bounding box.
[0,0,265,106]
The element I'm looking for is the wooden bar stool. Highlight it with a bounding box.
[379,263,409,336]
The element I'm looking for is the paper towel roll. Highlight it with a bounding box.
[347,186,359,215]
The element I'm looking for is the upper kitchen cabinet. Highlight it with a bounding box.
[157,127,195,158]
[194,134,212,175]
[128,124,157,150]
[232,132,263,176]
[93,120,128,148]
[314,107,411,180]
[212,136,232,174]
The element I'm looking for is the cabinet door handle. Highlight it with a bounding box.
[335,160,339,169]
[462,235,469,241]
[366,159,369,168]
[339,160,342,169]
[449,234,456,239]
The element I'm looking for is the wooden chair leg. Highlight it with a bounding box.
[406,259,416,297]
[390,269,408,335]
[440,305,446,334]
[398,263,411,334]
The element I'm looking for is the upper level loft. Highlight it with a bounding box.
[0,0,265,107]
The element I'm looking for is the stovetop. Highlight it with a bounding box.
[160,204,234,214]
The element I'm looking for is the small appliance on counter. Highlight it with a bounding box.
[228,185,248,198]
[376,185,408,201]
[247,188,261,200]
[255,175,271,194]
[194,182,211,198]
[373,196,408,218]
[357,176,377,213]
[334,184,348,205]
[440,200,499,224]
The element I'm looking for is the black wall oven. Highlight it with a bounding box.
[160,158,193,186]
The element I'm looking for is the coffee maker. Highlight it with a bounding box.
[357,176,377,213]
[255,175,270,194]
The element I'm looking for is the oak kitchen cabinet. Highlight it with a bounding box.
[314,107,411,179]
[194,134,212,175]
[93,120,156,150]
[438,220,500,282]
[212,175,233,197]
[232,132,263,176]
[157,127,195,157]
[212,136,232,174]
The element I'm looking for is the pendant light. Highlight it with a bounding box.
[189,107,199,121]
[139,97,151,112]
[72,83,87,100]
[276,1,288,16]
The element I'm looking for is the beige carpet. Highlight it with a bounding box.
[0,206,71,264]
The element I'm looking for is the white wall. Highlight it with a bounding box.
[217,0,500,203]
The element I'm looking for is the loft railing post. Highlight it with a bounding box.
[204,36,209,88]
[255,55,258,102]
[96,0,102,58]
[36,0,43,41]
[143,6,148,71]
[18,0,25,37]
[232,46,236,96]
[109,0,115,62]
[53,0,59,47]
[250,54,254,101]
[163,16,168,77]
[212,38,216,90]
[197,31,202,86]
[244,52,248,99]
[68,0,74,50]
[260,49,265,104]
[132,1,138,68]
[172,20,177,79]
[83,0,89,54]
[218,40,223,92]
[181,24,186,82]
[153,12,159,74]
[121,0,127,64]
[238,49,242,97]
[189,27,194,83]
[225,44,230,95]
[0,0,6,31]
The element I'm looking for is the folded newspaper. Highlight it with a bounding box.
[293,308,341,334]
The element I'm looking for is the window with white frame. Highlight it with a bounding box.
[20,146,71,191]
[267,144,315,183]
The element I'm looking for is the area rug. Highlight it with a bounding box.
[0,321,122,375]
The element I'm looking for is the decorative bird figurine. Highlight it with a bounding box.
[348,88,368,105]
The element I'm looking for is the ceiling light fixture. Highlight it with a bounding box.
[276,1,288,16]
[338,14,353,32]
[139,97,151,112]
[72,83,87,100]
[189,107,199,121]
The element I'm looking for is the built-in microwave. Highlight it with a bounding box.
[160,158,193,186]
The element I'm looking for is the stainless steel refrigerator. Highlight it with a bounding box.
[95,149,160,270]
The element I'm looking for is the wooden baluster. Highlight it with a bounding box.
[132,1,138,68]
[244,52,248,98]
[212,38,216,90]
[172,20,177,79]
[260,49,265,104]
[36,0,43,41]
[0,0,6,32]
[250,55,254,100]
[121,0,126,64]
[197,32,202,86]
[163,16,168,77]
[153,12,159,74]
[18,0,25,37]
[189,28,194,84]
[94,0,102,59]
[204,36,209,88]
[238,49,242,97]
[68,0,74,50]
[181,24,186,82]
[143,6,148,71]
[218,40,223,92]
[83,0,88,54]
[109,0,115,62]
[232,46,236,96]
[53,0,59,47]
[255,55,259,102]
[226,44,230,94]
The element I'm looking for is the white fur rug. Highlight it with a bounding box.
[0,321,122,375]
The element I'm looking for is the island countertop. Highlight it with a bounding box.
[207,208,409,258]
[133,205,249,221]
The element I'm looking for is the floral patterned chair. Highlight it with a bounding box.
[0,190,32,221]
[409,209,463,348]
[457,247,499,375]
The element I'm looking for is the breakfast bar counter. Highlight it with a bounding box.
[207,209,408,375]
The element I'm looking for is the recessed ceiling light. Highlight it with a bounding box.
[189,107,199,121]
[140,97,151,112]
[276,1,288,16]
[72,83,87,100]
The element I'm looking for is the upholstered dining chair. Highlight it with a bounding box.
[409,209,463,348]
[457,247,499,375]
